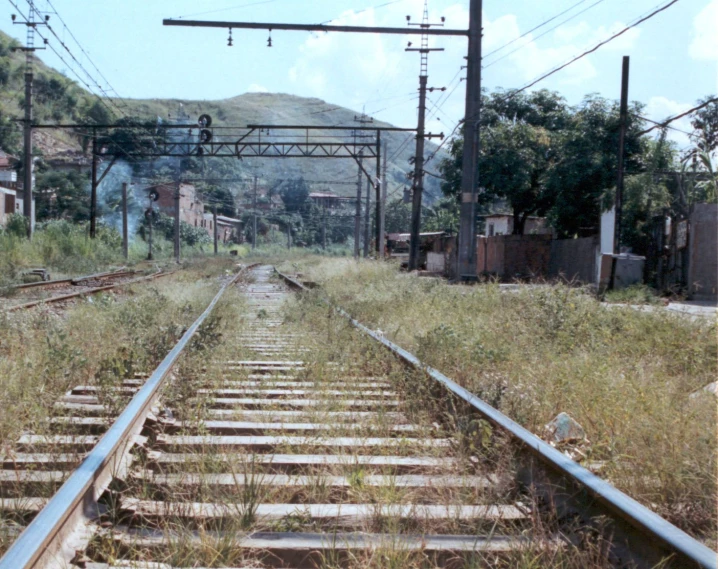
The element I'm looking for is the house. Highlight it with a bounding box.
[146,183,207,229]
[0,150,17,185]
[386,231,450,271]
[216,215,243,243]
[309,191,352,209]
[483,214,551,236]
[0,186,35,229]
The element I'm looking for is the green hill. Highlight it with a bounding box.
[0,30,446,203]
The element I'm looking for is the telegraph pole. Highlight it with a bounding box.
[407,1,446,271]
[354,153,363,259]
[174,180,181,263]
[457,0,483,280]
[609,56,630,290]
[121,182,129,260]
[252,175,258,250]
[374,131,382,256]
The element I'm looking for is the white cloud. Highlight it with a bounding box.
[247,83,269,93]
[644,96,694,149]
[690,0,718,61]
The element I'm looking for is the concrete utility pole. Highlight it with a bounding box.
[147,194,154,261]
[374,131,382,256]
[379,140,388,258]
[407,1,446,271]
[457,0,483,280]
[213,204,218,255]
[174,181,181,263]
[11,2,48,238]
[609,56,630,290]
[252,175,258,250]
[121,182,129,260]
[354,153,363,259]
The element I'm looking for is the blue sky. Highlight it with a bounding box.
[0,0,715,149]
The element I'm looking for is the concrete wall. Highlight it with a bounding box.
[689,203,717,299]
[549,236,599,284]
[477,234,552,280]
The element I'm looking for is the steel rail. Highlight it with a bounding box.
[11,268,128,291]
[275,269,716,569]
[6,270,174,312]
[0,266,252,569]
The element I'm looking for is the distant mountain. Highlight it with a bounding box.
[0,30,447,204]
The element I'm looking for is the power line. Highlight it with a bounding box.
[498,0,681,104]
[44,0,129,110]
[637,97,717,136]
[484,0,609,70]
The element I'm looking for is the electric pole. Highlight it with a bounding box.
[174,180,181,263]
[364,176,371,257]
[379,140,388,258]
[213,203,218,255]
[11,2,48,238]
[374,131,382,256]
[407,1,446,271]
[457,0,483,280]
[252,176,258,250]
[90,132,98,238]
[121,182,128,260]
[354,152,363,260]
[322,203,327,250]
[610,56,630,290]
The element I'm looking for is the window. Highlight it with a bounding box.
[488,223,495,237]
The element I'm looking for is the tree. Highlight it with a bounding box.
[439,89,569,234]
[545,95,646,237]
[691,96,718,154]
[35,170,90,222]
[280,178,310,213]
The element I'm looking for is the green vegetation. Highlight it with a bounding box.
[0,258,238,446]
[0,219,246,286]
[280,257,716,540]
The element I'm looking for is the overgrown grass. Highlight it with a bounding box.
[279,257,717,541]
[0,257,238,446]
[0,219,249,286]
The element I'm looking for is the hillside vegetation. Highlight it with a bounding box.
[0,30,444,201]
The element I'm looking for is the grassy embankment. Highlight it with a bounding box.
[279,257,717,541]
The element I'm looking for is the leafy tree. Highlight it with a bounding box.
[545,95,646,237]
[0,108,20,154]
[35,170,90,222]
[691,97,718,153]
[280,178,310,213]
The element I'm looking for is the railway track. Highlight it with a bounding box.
[2,268,175,312]
[0,264,714,568]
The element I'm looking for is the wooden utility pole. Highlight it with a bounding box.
[457,0,483,280]
[147,194,154,261]
[286,223,291,249]
[609,56,630,290]
[213,204,218,255]
[121,182,128,260]
[252,175,258,250]
[354,153,363,259]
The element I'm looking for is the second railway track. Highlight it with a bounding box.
[0,264,714,568]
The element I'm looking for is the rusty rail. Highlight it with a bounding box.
[0,265,252,569]
[7,270,174,312]
[275,269,716,569]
